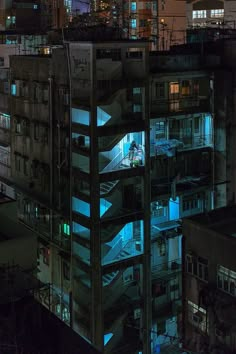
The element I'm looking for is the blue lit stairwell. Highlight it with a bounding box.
[100,132,144,173]
[102,222,143,265]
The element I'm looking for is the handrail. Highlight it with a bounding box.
[102,151,130,173]
[152,258,182,274]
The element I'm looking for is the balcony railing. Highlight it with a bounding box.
[152,258,182,280]
[150,134,213,157]
[151,97,210,115]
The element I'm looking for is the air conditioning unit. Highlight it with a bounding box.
[192,312,203,325]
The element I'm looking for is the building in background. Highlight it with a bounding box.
[121,0,186,50]
[0,0,67,31]
[183,205,236,354]
[186,0,236,30]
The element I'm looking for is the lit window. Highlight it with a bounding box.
[217,265,236,296]
[170,82,179,94]
[181,80,191,95]
[11,84,16,96]
[131,2,136,11]
[63,223,70,236]
[130,18,137,28]
[192,10,206,19]
[188,300,208,333]
[133,87,141,94]
[33,4,38,9]
[211,9,224,18]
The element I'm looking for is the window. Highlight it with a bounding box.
[157,238,166,256]
[183,194,202,212]
[211,9,224,18]
[186,254,208,282]
[151,201,166,217]
[63,223,70,236]
[133,104,142,112]
[43,247,50,265]
[170,82,179,94]
[24,157,29,176]
[155,83,165,98]
[145,2,151,9]
[133,87,141,94]
[181,80,191,96]
[130,2,136,11]
[194,116,200,133]
[0,113,10,129]
[139,19,147,27]
[188,300,208,333]
[192,10,207,19]
[156,121,165,133]
[15,155,21,172]
[152,281,166,297]
[217,265,236,296]
[11,84,16,96]
[34,123,39,140]
[63,262,70,280]
[130,18,137,28]
[33,4,38,9]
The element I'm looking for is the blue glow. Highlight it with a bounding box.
[11,84,16,96]
[100,198,112,217]
[104,333,113,345]
[204,114,212,145]
[72,108,89,125]
[72,222,90,239]
[169,197,180,220]
[131,2,136,10]
[72,197,90,217]
[97,107,111,126]
[130,19,137,28]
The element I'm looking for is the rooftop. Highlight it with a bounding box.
[184,205,236,239]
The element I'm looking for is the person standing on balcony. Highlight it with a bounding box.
[129,140,138,167]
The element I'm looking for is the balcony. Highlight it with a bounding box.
[152,258,182,281]
[151,96,210,116]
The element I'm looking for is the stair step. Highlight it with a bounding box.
[102,271,119,286]
[100,180,119,195]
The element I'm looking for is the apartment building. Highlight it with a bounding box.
[5,37,221,354]
[122,0,186,50]
[0,0,67,31]
[183,205,236,354]
[186,0,236,29]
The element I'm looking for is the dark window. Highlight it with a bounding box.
[43,248,50,265]
[63,262,70,280]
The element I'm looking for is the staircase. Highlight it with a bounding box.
[100,180,119,196]
[101,223,125,242]
[99,134,126,151]
[102,249,130,286]
[103,271,119,286]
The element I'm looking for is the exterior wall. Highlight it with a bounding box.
[123,0,186,50]
[183,215,236,353]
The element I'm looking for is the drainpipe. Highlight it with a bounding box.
[65,41,73,329]
[48,76,53,242]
